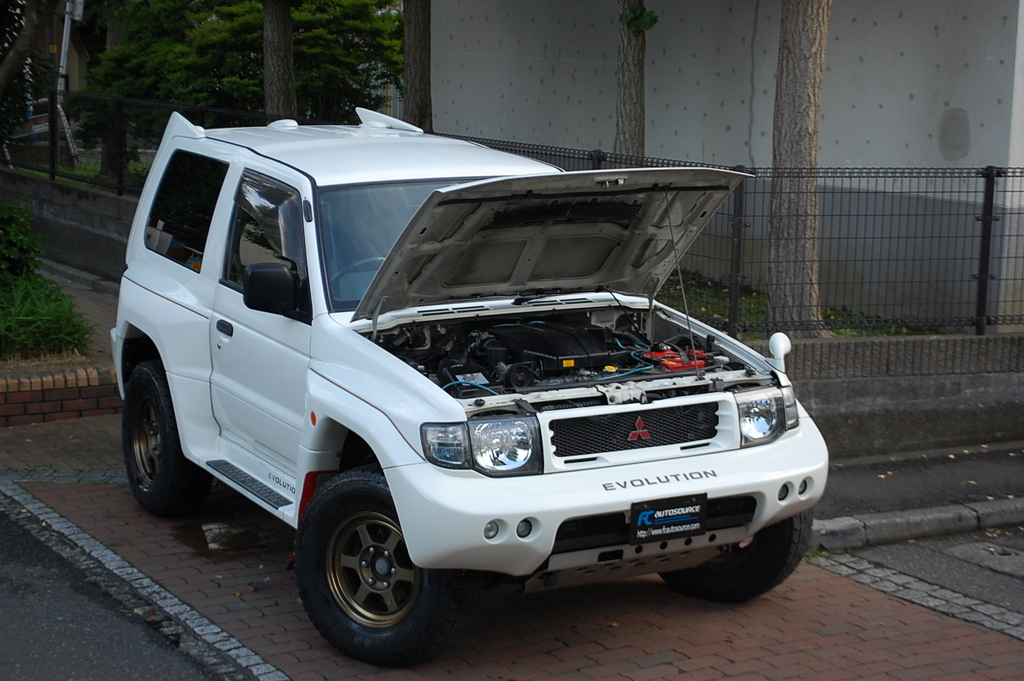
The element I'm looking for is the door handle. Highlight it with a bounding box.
[216,319,234,337]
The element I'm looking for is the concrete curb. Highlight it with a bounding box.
[812,498,1024,551]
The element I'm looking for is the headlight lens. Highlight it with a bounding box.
[421,416,542,476]
[471,417,542,476]
[736,387,786,447]
[421,423,470,468]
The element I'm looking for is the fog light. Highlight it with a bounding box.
[516,519,533,538]
[484,521,500,539]
[778,484,790,501]
[799,478,809,495]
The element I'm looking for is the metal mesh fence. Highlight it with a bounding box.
[4,93,1022,336]
[679,167,998,335]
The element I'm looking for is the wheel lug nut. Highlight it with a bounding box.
[367,577,376,585]
[360,560,369,567]
[382,581,390,588]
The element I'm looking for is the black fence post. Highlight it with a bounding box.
[974,165,1003,335]
[115,96,126,196]
[591,149,605,170]
[727,166,748,338]
[47,90,58,180]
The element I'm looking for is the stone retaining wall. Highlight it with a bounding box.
[0,168,134,282]
[749,336,1024,457]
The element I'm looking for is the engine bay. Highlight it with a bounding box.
[372,304,768,405]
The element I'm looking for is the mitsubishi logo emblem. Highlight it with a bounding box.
[628,416,651,441]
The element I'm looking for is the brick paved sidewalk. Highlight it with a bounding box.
[13,477,1024,681]
[3,417,1024,680]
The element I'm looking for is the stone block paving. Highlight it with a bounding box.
[3,416,1024,679]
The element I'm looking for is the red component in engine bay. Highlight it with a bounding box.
[642,348,707,372]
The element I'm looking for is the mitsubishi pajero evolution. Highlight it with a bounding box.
[113,110,829,666]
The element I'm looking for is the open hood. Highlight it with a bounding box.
[353,167,748,321]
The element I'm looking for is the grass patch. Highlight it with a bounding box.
[804,548,830,561]
[0,273,94,361]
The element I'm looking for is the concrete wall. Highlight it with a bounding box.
[750,335,1024,458]
[0,168,134,282]
[432,0,1024,168]
[3,170,1022,460]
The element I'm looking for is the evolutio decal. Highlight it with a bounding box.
[601,470,717,492]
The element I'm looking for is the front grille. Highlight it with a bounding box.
[552,496,757,554]
[550,403,719,458]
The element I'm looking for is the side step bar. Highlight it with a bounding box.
[208,459,290,509]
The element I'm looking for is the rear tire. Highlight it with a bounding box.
[122,360,212,516]
[659,509,813,602]
[295,466,480,667]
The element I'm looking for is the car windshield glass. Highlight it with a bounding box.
[318,180,469,312]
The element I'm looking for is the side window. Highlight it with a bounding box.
[225,171,306,288]
[145,150,228,272]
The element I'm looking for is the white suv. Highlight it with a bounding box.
[113,109,828,667]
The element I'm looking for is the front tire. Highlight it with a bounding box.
[659,509,813,603]
[295,466,480,667]
[122,360,212,516]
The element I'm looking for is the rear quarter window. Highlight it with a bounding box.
[144,150,229,272]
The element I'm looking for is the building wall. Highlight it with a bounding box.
[432,0,1024,168]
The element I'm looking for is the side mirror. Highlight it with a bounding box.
[243,262,298,315]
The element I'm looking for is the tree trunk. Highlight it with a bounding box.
[403,0,432,131]
[263,0,297,119]
[767,0,833,338]
[614,0,646,157]
[0,0,62,103]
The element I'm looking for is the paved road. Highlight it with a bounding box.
[0,505,226,681]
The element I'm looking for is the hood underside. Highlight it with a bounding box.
[353,167,748,321]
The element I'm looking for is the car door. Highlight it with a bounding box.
[210,169,311,470]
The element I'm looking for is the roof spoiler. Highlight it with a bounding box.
[162,111,205,142]
[356,107,423,134]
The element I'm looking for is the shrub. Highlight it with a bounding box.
[0,199,45,277]
[0,273,94,361]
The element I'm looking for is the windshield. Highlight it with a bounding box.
[318,179,470,311]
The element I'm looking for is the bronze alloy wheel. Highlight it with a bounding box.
[325,510,420,627]
[129,397,161,490]
[121,360,212,517]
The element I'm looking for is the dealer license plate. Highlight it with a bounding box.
[629,493,708,544]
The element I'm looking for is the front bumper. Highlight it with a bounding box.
[385,414,828,577]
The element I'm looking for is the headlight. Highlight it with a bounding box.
[421,416,543,477]
[421,423,470,468]
[470,417,542,476]
[735,387,789,447]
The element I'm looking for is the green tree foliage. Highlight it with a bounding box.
[0,199,43,277]
[86,0,402,122]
